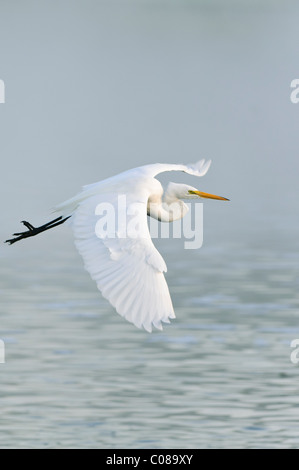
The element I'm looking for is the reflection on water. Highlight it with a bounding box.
[1,230,299,449]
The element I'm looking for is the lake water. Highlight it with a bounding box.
[1,0,299,450]
[1,225,299,449]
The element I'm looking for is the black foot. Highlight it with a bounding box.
[5,216,71,245]
[21,221,35,231]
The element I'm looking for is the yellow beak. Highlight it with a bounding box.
[188,190,230,201]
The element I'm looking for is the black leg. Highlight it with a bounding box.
[5,216,71,245]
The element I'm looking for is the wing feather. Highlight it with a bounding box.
[72,193,174,332]
[136,159,211,179]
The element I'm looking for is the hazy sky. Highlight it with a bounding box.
[1,0,299,247]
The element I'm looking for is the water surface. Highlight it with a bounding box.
[1,229,299,449]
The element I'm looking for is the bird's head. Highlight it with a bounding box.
[166,182,229,202]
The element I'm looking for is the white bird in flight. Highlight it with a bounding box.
[6,160,229,332]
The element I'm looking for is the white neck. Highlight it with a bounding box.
[147,192,189,222]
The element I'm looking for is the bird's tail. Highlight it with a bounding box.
[53,180,108,217]
[52,192,87,217]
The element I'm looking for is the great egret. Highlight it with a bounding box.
[6,160,229,332]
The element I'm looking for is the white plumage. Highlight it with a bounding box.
[52,159,225,332]
[6,159,229,331]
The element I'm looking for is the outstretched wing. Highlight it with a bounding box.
[72,192,175,332]
[135,159,212,179]
[55,159,211,216]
